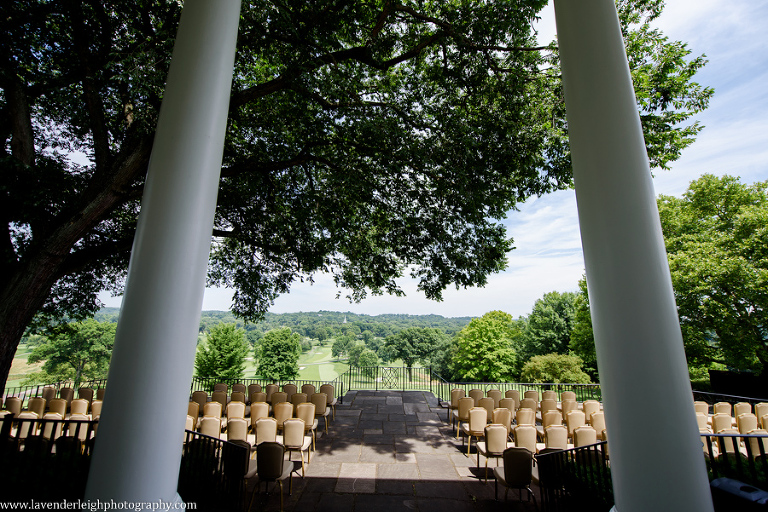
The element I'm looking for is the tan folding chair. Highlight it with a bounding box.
[545,425,568,450]
[590,412,607,441]
[461,407,488,456]
[301,384,316,397]
[273,402,293,432]
[505,389,520,410]
[487,389,502,409]
[523,390,539,401]
[513,425,538,453]
[492,408,513,437]
[282,383,298,400]
[738,413,759,434]
[48,398,67,417]
[712,413,733,433]
[291,393,308,413]
[583,400,600,421]
[296,402,318,450]
[449,388,466,427]
[574,426,597,447]
[78,387,94,402]
[319,384,337,420]
[191,390,208,412]
[468,389,484,406]
[693,401,710,415]
[70,399,89,416]
[255,417,278,445]
[198,416,221,439]
[248,383,262,397]
[561,391,576,402]
[478,397,495,422]
[232,383,246,394]
[566,410,586,441]
[519,398,537,412]
[211,390,228,409]
[476,424,513,482]
[542,390,558,402]
[311,393,330,433]
[27,397,46,418]
[734,402,752,419]
[515,408,535,427]
[456,397,474,438]
[214,383,228,393]
[283,418,312,476]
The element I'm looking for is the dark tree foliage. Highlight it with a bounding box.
[0,0,712,393]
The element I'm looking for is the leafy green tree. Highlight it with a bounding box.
[347,342,366,366]
[357,348,379,378]
[658,175,768,380]
[520,291,578,360]
[194,323,249,381]
[0,0,712,394]
[331,335,354,360]
[570,277,598,378]
[384,327,446,368]
[451,311,518,382]
[26,319,116,387]
[520,353,592,384]
[256,328,301,380]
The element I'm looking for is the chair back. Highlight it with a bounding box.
[540,399,557,414]
[513,425,537,453]
[583,400,600,419]
[320,384,335,405]
[502,447,534,486]
[291,393,308,412]
[693,401,709,415]
[41,387,57,403]
[255,418,278,445]
[499,398,516,414]
[185,415,195,432]
[590,412,606,438]
[28,397,46,417]
[232,383,246,394]
[191,391,208,411]
[755,403,768,420]
[457,397,474,422]
[271,391,288,405]
[273,402,293,428]
[250,402,269,423]
[78,387,94,402]
[214,383,228,393]
[311,393,328,417]
[283,383,298,398]
[187,401,199,419]
[59,387,74,404]
[492,408,513,434]
[487,389,502,408]
[17,411,38,438]
[695,412,709,431]
[561,391,577,402]
[264,384,279,402]
[5,396,22,416]
[248,383,262,396]
[250,392,267,405]
[211,390,228,408]
[542,410,563,429]
[296,402,316,430]
[67,414,90,441]
[256,441,285,480]
[203,401,222,419]
[468,407,488,433]
[717,429,740,454]
[478,397,495,420]
[515,408,535,426]
[524,390,539,401]
[96,388,106,400]
[519,398,537,411]
[485,424,509,454]
[42,412,63,440]
[574,426,597,447]
[545,425,568,449]
[230,391,246,404]
[738,413,759,434]
[712,413,733,433]
[451,388,466,408]
[48,398,66,417]
[505,389,520,406]
[226,401,246,420]
[198,416,221,438]
[283,418,305,449]
[734,402,752,418]
[542,390,558,402]
[561,400,578,415]
[70,399,89,416]
[714,402,732,416]
[227,418,248,442]
[748,429,768,458]
[303,384,317,396]
[566,410,586,438]
[468,389,484,406]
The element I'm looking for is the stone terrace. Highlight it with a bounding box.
[247,390,539,511]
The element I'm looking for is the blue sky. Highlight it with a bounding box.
[100,0,768,318]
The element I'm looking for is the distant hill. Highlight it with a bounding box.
[94,308,474,338]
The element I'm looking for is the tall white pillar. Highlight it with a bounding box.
[85,0,241,502]
[553,1,713,511]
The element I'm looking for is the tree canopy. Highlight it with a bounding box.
[520,353,591,384]
[451,310,518,382]
[25,318,115,387]
[194,322,249,381]
[256,327,301,380]
[0,0,712,393]
[658,175,768,379]
[520,291,577,360]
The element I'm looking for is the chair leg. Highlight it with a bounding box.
[484,458,489,484]
[495,478,498,500]
[467,435,472,456]
[278,481,284,512]
[301,450,306,477]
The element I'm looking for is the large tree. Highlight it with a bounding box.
[658,174,768,380]
[194,322,249,381]
[0,0,712,393]
[520,291,578,360]
[451,310,518,382]
[256,327,301,380]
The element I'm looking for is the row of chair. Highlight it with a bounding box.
[2,387,105,416]
[190,383,338,419]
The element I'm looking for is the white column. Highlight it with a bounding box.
[85,0,241,502]
[553,1,713,511]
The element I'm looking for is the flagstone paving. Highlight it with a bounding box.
[248,390,539,511]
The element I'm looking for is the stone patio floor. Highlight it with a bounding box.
[247,390,540,511]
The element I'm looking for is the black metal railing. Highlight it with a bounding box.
[432,377,603,404]
[0,414,98,500]
[178,430,251,511]
[536,441,613,512]
[2,379,107,406]
[342,366,438,394]
[189,376,345,403]
[694,390,768,408]
[702,432,768,490]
